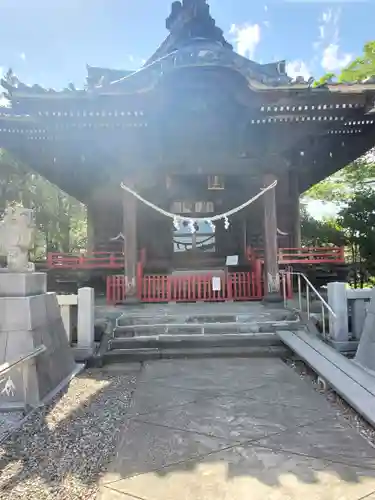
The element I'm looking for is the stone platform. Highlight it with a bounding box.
[93,302,301,364]
[98,358,375,500]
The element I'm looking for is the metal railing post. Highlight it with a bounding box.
[285,271,336,339]
[306,284,310,319]
[321,302,326,338]
[282,272,287,307]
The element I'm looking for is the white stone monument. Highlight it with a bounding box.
[0,206,78,410]
[0,206,35,272]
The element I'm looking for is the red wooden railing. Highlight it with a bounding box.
[106,270,263,304]
[106,275,126,304]
[47,252,124,269]
[279,246,345,264]
[248,246,345,265]
[48,245,344,271]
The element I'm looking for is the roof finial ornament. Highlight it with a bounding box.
[165,0,232,50]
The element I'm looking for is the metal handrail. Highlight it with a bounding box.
[281,271,336,338]
[0,345,46,377]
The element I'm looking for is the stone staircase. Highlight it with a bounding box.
[93,303,302,364]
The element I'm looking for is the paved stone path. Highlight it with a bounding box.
[99,358,375,500]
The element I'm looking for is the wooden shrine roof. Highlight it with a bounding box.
[0,0,374,200]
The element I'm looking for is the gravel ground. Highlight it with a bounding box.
[0,412,24,443]
[2,354,375,500]
[0,366,139,500]
[284,355,375,447]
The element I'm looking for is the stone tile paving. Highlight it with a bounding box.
[99,358,375,500]
[1,356,375,499]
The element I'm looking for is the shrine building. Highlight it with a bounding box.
[0,0,374,303]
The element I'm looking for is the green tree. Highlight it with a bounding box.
[300,206,345,247]
[340,41,375,83]
[0,149,87,260]
[315,41,375,84]
[338,189,375,278]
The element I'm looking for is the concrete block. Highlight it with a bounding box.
[0,332,7,364]
[327,282,349,342]
[0,295,47,332]
[45,292,63,321]
[77,287,95,350]
[0,287,77,410]
[4,330,35,360]
[352,299,368,340]
[355,288,375,371]
[0,272,46,297]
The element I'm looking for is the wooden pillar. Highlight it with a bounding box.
[122,189,138,300]
[290,171,301,248]
[263,174,281,300]
[86,205,95,254]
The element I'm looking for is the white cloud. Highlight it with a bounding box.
[229,23,261,59]
[316,8,352,72]
[321,43,352,72]
[286,60,311,81]
[20,52,26,61]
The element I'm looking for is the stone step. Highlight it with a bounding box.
[116,311,298,327]
[114,320,300,337]
[109,333,281,350]
[98,345,289,364]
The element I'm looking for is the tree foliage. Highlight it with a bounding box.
[0,149,87,260]
[338,189,375,275]
[339,41,375,83]
[315,41,375,84]
[302,150,375,286]
[300,205,345,247]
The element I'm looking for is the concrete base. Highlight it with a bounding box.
[0,272,46,297]
[122,296,142,306]
[262,292,283,305]
[71,346,96,362]
[0,272,77,410]
[327,339,359,354]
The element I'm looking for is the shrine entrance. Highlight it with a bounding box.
[173,219,217,271]
[106,264,263,304]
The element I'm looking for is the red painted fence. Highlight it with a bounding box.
[48,246,345,270]
[278,246,345,264]
[106,271,263,304]
[47,252,124,269]
[248,246,345,265]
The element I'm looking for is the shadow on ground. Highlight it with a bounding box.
[1,358,375,499]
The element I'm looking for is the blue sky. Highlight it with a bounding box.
[0,0,373,88]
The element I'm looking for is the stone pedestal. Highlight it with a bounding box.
[327,282,349,342]
[355,288,375,371]
[0,272,78,410]
[0,271,46,297]
[75,287,95,360]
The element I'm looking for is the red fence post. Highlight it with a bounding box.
[227,273,233,300]
[254,259,262,298]
[106,276,112,304]
[136,261,143,300]
[47,253,53,268]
